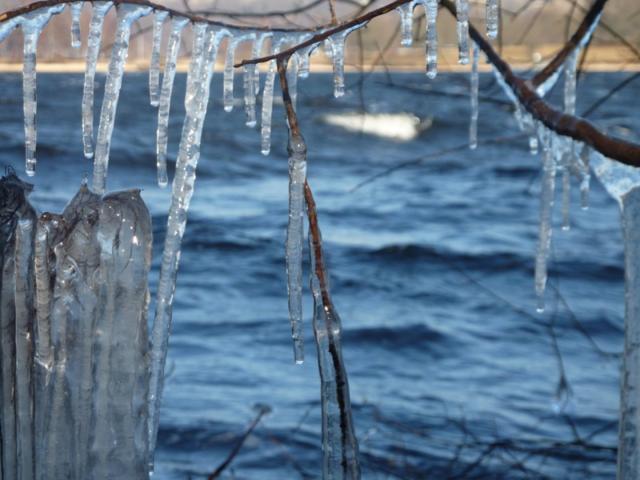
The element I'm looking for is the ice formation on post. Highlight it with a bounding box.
[82,1,113,159]
[286,135,307,364]
[396,2,414,47]
[92,4,152,195]
[155,16,189,187]
[0,171,35,480]
[486,0,499,39]
[534,126,556,313]
[455,0,469,64]
[21,5,65,176]
[308,218,360,479]
[149,10,168,107]
[588,154,640,479]
[469,42,479,149]
[70,2,82,48]
[149,23,221,467]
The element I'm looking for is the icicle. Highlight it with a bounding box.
[82,1,113,160]
[330,30,351,97]
[224,33,254,113]
[155,16,189,187]
[424,0,439,79]
[92,4,152,195]
[534,126,556,313]
[149,11,168,107]
[308,221,360,479]
[261,57,277,155]
[21,5,65,177]
[15,212,37,480]
[242,33,271,128]
[560,50,579,231]
[286,135,307,364]
[579,143,590,209]
[70,2,83,48]
[456,0,469,64]
[397,2,414,47]
[486,0,499,39]
[297,44,317,79]
[288,54,299,109]
[149,24,221,470]
[469,42,479,149]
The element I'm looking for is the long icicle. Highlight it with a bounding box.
[82,1,113,159]
[286,134,307,364]
[149,10,168,107]
[243,33,270,127]
[424,0,438,79]
[330,32,348,97]
[561,49,579,230]
[224,33,253,112]
[455,0,469,64]
[21,5,64,176]
[397,2,414,47]
[535,125,556,313]
[486,0,499,39]
[92,4,152,195]
[149,24,221,470]
[261,35,282,156]
[306,184,361,479]
[70,2,82,48]
[155,16,189,187]
[469,42,479,149]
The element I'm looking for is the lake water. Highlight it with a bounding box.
[0,70,637,479]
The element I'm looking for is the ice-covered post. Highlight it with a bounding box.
[591,153,640,479]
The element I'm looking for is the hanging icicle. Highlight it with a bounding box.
[469,42,479,149]
[486,0,499,39]
[243,33,271,127]
[224,33,254,113]
[155,16,189,187]
[424,0,438,78]
[329,26,362,98]
[82,1,113,160]
[560,50,579,230]
[21,5,65,177]
[149,24,223,470]
[534,125,556,313]
[70,2,82,48]
[260,34,284,156]
[92,4,152,195]
[456,0,469,64]
[286,134,307,364]
[149,10,168,107]
[396,2,414,47]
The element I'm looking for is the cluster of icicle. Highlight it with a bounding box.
[0,1,507,478]
[0,169,152,479]
[472,28,598,312]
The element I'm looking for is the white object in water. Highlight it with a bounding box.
[320,112,431,141]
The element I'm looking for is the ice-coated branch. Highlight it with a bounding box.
[278,56,360,479]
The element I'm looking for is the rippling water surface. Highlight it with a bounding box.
[0,71,637,479]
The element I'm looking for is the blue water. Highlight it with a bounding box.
[0,70,637,479]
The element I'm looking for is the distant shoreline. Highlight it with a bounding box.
[0,44,637,73]
[0,62,637,73]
